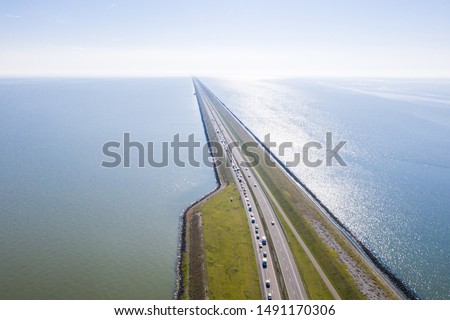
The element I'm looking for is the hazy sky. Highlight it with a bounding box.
[1,0,449,77]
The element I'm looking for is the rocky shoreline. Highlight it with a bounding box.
[175,84,417,300]
[173,88,222,300]
[212,92,417,300]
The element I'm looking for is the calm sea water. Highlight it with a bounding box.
[0,78,216,299]
[205,78,450,299]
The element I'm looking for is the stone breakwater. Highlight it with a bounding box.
[173,87,221,300]
[210,91,416,300]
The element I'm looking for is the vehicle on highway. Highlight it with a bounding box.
[263,251,267,258]
[248,206,252,212]
[262,236,267,245]
[251,218,255,223]
[271,220,275,225]
[265,280,270,288]
[262,258,267,268]
[256,234,260,240]
[254,184,257,187]
[255,224,259,230]
[267,293,272,300]
[255,229,259,234]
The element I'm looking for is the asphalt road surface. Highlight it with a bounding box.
[194,78,307,300]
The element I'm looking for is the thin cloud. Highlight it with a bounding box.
[55,17,67,24]
[5,14,22,19]
[70,46,87,51]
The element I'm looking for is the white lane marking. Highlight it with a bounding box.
[199,86,286,299]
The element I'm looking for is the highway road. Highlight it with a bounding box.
[194,80,281,300]
[194,78,308,300]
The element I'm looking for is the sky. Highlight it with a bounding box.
[1,0,450,77]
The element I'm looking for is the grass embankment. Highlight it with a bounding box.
[244,161,335,299]
[256,166,364,299]
[198,182,261,299]
[180,254,189,299]
[181,86,260,299]
[274,208,335,299]
[212,93,397,299]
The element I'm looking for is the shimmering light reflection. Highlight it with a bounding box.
[205,78,450,299]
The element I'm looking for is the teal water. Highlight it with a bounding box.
[205,78,450,299]
[0,78,216,299]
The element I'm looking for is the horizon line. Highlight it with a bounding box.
[1,74,450,80]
